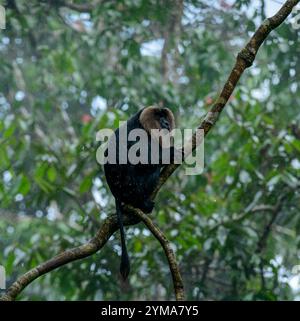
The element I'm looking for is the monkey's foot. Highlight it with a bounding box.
[140,200,155,214]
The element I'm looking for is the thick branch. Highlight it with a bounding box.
[1,206,184,301]
[128,205,185,301]
[153,0,299,197]
[0,216,118,301]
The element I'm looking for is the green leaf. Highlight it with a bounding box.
[19,175,31,195]
[47,167,57,182]
[79,175,93,194]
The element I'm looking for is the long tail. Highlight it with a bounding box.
[116,200,130,280]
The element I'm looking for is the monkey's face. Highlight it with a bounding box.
[139,106,176,148]
[140,107,175,131]
[155,109,172,131]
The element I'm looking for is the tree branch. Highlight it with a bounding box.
[1,0,298,301]
[1,206,185,301]
[152,0,300,197]
[0,215,118,301]
[128,205,185,301]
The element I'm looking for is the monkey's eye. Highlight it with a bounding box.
[160,117,170,131]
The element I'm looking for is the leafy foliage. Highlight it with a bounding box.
[0,0,299,300]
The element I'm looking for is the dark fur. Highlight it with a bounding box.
[104,106,177,280]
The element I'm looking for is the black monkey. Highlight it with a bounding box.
[104,106,180,280]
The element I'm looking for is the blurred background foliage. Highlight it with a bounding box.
[0,0,300,300]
